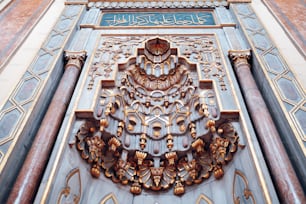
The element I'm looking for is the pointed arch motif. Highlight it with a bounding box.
[57,168,81,204]
[100,193,119,204]
[196,194,213,204]
[233,169,256,204]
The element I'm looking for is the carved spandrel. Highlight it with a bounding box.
[168,36,227,91]
[75,37,244,195]
[88,37,145,89]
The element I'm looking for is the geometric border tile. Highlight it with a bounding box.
[231,4,306,153]
[0,5,85,173]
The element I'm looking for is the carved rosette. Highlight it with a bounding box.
[76,38,242,195]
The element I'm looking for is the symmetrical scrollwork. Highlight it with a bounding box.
[233,169,256,204]
[76,37,242,195]
[168,35,227,90]
[57,168,81,204]
[88,37,145,89]
[89,35,228,90]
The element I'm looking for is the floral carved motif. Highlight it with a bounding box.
[89,35,228,90]
[77,37,242,195]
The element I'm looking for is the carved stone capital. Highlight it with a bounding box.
[64,50,87,70]
[228,49,251,68]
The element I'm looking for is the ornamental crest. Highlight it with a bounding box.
[75,37,242,195]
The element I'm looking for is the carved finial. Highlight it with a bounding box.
[174,179,185,195]
[165,152,177,165]
[130,179,142,195]
[191,138,205,153]
[108,137,121,152]
[64,50,87,70]
[135,151,147,165]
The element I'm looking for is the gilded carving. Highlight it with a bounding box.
[88,37,145,89]
[76,37,242,195]
[89,35,228,90]
[169,36,228,90]
[57,168,81,204]
[233,169,256,204]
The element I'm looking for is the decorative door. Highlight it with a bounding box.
[35,2,279,204]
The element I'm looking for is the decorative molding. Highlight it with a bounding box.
[57,168,82,204]
[233,169,256,204]
[65,0,87,5]
[0,0,13,12]
[75,37,243,195]
[87,1,228,9]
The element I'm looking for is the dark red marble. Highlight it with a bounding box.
[263,0,306,56]
[0,0,53,69]
[7,64,81,204]
[233,59,305,203]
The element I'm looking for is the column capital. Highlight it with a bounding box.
[64,50,87,70]
[228,49,251,68]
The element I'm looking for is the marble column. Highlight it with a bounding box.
[7,50,86,204]
[228,50,305,203]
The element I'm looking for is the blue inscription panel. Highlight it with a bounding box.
[100,12,215,27]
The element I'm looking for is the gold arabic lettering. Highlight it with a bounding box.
[101,12,214,27]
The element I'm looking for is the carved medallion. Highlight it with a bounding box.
[76,37,242,195]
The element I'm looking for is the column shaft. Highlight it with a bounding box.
[7,51,86,204]
[229,50,305,203]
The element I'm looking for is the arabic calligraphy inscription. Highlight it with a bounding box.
[101,12,215,27]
